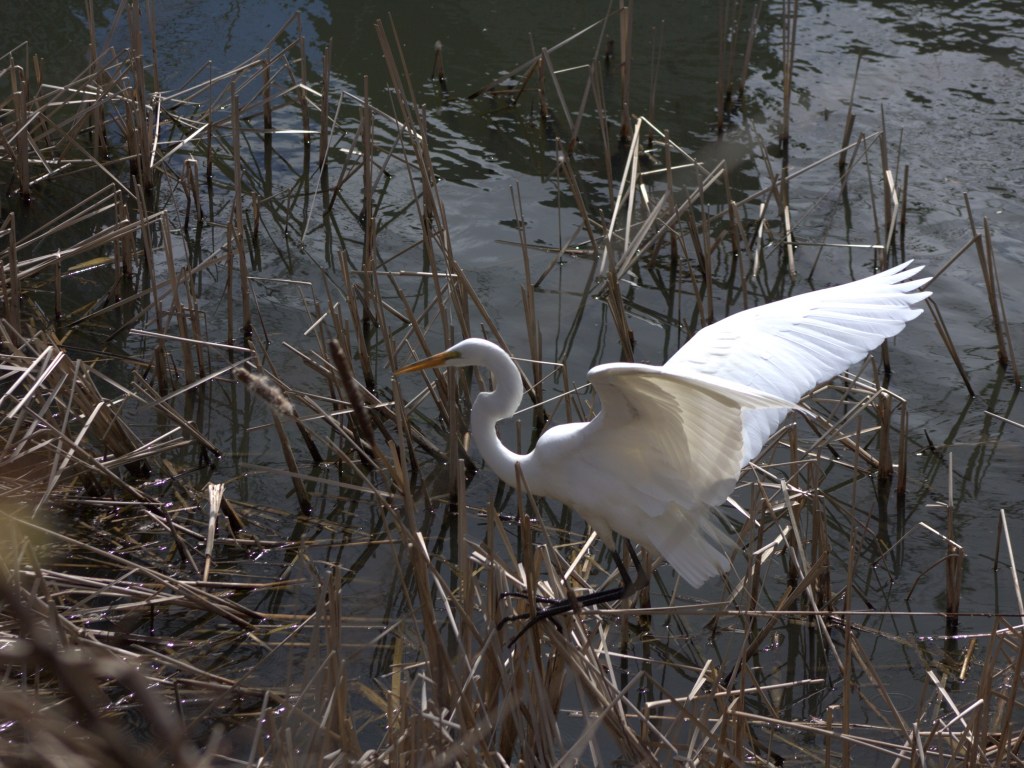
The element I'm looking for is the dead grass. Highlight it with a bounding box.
[1,2,1021,766]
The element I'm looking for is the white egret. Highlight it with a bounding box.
[397,262,930,622]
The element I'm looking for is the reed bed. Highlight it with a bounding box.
[1,2,1021,766]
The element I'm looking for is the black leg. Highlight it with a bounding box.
[498,539,649,646]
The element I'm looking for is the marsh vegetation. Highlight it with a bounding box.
[1,2,1021,765]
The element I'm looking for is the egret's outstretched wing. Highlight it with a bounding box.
[571,365,795,585]
[666,261,930,464]
[586,365,795,510]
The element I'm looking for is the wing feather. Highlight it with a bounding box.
[586,365,795,510]
[666,261,930,463]
[564,366,795,585]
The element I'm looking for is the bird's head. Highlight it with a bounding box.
[395,338,502,375]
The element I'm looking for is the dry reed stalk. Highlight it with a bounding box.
[878,113,893,248]
[318,42,331,175]
[1000,509,1024,620]
[875,391,893,480]
[616,0,632,143]
[183,155,203,232]
[9,64,30,199]
[512,194,547,418]
[982,219,1020,385]
[944,456,964,626]
[715,5,730,134]
[896,399,910,499]
[778,0,798,159]
[431,40,447,94]
[1,214,20,329]
[359,76,377,337]
[740,2,763,95]
[899,164,910,258]
[327,338,384,463]
[539,48,576,146]
[123,3,152,191]
[924,288,974,396]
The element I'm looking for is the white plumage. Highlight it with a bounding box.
[398,261,930,588]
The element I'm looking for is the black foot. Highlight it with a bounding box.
[497,541,649,647]
[497,589,573,607]
[498,584,631,646]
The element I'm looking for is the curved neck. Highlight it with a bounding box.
[469,352,530,488]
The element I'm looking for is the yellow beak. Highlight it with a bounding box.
[395,349,460,375]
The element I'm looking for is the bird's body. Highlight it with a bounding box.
[398,262,930,589]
